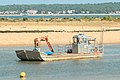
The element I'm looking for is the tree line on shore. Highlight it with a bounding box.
[0,16,120,22]
[0,2,120,14]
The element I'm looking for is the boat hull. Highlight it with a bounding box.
[16,50,103,61]
[16,50,44,61]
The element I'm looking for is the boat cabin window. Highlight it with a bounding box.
[73,37,88,44]
[79,38,82,43]
[83,38,87,43]
[73,37,79,43]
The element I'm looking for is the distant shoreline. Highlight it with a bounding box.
[0,14,120,17]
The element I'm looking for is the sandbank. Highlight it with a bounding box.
[0,21,119,46]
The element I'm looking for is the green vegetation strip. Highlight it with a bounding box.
[0,29,119,33]
[0,15,120,22]
[0,30,54,33]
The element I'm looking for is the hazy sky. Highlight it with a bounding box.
[0,0,120,5]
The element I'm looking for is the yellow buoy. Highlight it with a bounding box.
[20,72,26,78]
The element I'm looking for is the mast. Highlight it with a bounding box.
[82,26,84,34]
[99,27,104,53]
[99,27,104,45]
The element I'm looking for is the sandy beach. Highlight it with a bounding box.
[0,21,120,46]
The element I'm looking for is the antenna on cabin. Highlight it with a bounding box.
[82,26,84,34]
[98,27,104,53]
[99,27,104,45]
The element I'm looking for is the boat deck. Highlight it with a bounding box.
[41,53,102,61]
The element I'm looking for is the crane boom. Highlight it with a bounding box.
[34,36,54,53]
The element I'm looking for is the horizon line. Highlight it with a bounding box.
[0,2,119,6]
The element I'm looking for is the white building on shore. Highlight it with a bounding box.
[26,10,38,14]
[67,10,75,14]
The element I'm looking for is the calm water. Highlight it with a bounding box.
[1,14,120,19]
[0,44,120,80]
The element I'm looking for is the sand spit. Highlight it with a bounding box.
[0,21,119,46]
[0,31,119,46]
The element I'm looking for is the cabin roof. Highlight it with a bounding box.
[73,34,96,41]
[73,34,88,38]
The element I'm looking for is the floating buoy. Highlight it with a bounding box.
[20,72,26,78]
